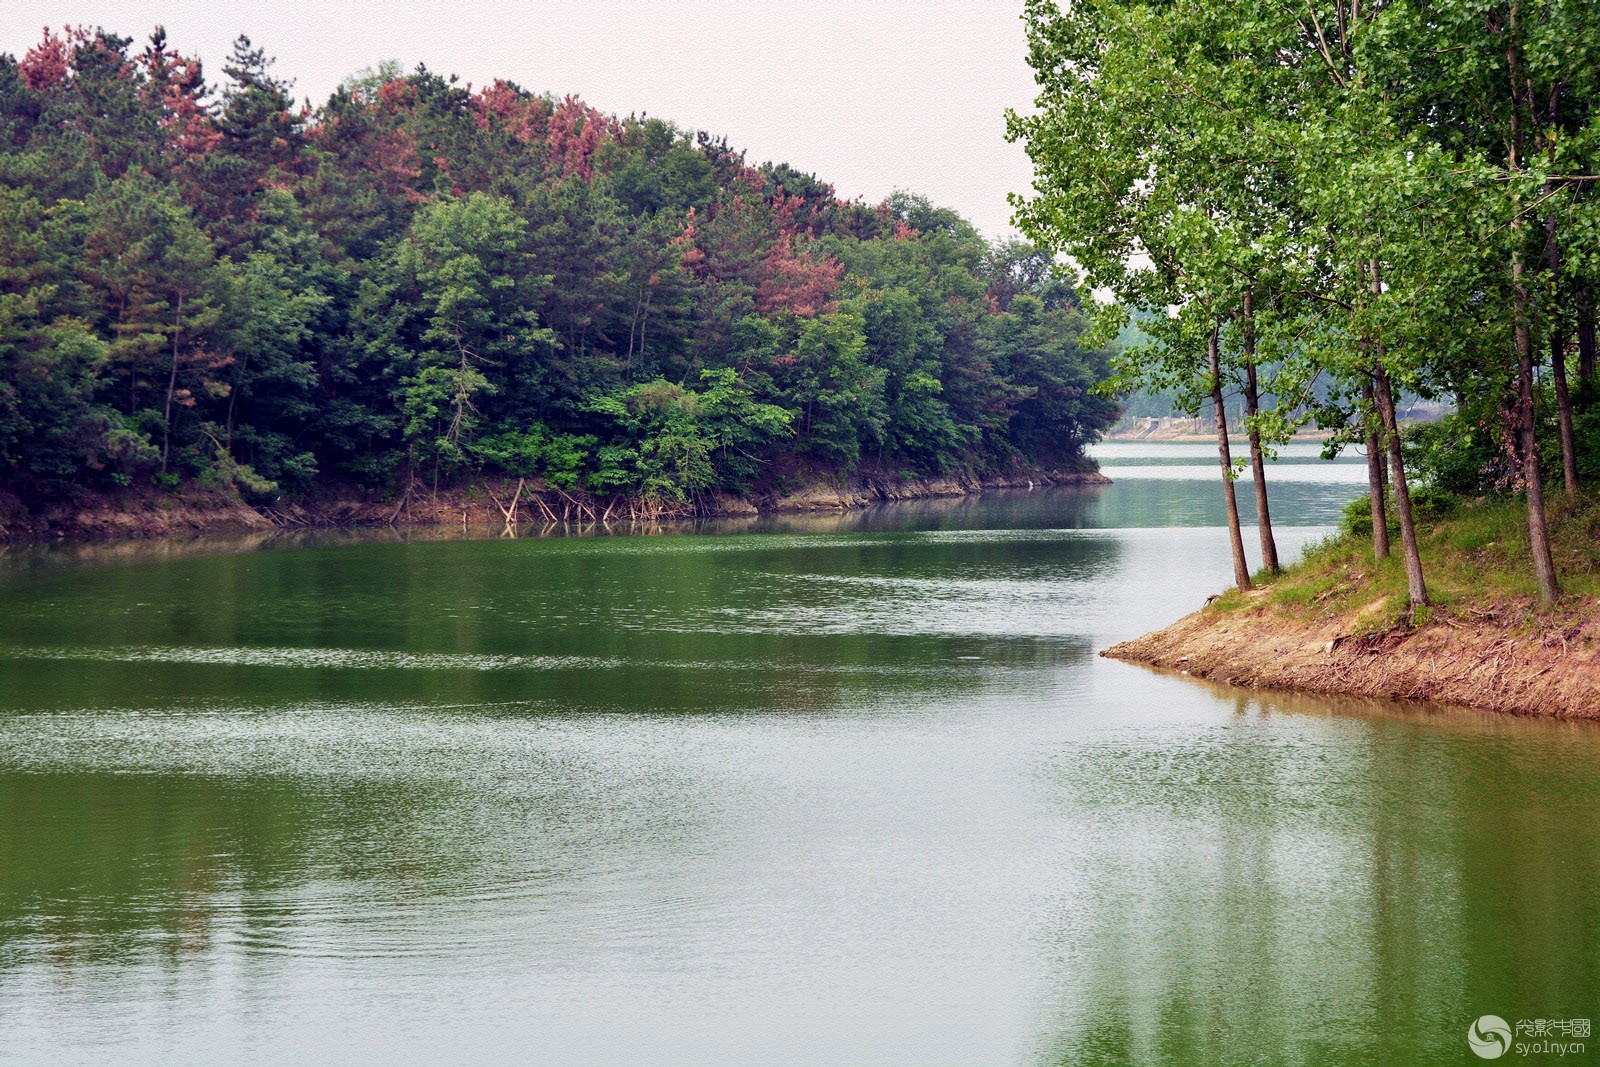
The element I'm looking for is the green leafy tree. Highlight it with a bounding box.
[0,23,1120,509]
[376,192,554,475]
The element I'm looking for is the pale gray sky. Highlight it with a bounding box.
[0,0,1039,239]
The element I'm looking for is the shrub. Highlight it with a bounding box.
[1403,414,1500,496]
[1341,485,1457,539]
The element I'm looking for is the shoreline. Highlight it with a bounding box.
[0,467,1109,545]
[1101,427,1339,443]
[1103,598,1600,719]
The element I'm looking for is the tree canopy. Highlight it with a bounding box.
[1011,0,1600,608]
[0,26,1117,509]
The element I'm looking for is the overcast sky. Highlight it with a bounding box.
[0,1,1041,240]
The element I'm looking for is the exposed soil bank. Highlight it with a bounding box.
[1105,597,1600,718]
[0,466,1108,544]
[0,486,278,542]
[762,467,1107,512]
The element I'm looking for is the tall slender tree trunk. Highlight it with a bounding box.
[1546,214,1578,498]
[1513,252,1561,606]
[624,284,646,379]
[1210,327,1252,591]
[1505,24,1559,606]
[1367,258,1426,611]
[638,286,653,365]
[226,352,249,448]
[1550,326,1578,499]
[1362,377,1390,559]
[1579,285,1597,388]
[1241,290,1279,573]
[161,294,183,476]
[1373,363,1428,612]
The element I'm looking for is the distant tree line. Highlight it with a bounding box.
[1013,0,1600,609]
[0,26,1117,511]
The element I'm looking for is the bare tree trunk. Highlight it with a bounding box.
[1504,27,1560,606]
[1361,377,1390,559]
[1210,327,1251,591]
[1244,368,1278,573]
[226,352,248,448]
[1579,285,1597,388]
[624,284,644,379]
[161,294,183,476]
[1367,257,1426,612]
[1373,364,1428,612]
[1546,213,1578,498]
[637,286,654,369]
[387,454,417,525]
[1241,290,1279,573]
[1551,326,1578,499]
[1514,253,1561,606]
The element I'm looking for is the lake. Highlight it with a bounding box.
[1,442,1596,1065]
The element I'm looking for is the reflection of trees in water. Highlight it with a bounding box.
[699,486,1110,535]
[1033,695,1600,1064]
[0,479,1353,591]
[0,517,1129,973]
[0,514,1126,716]
[0,772,437,967]
[0,727,734,972]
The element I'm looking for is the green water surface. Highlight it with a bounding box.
[0,443,1595,1065]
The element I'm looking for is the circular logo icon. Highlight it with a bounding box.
[1468,1015,1513,1059]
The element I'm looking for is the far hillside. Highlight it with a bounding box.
[0,28,1118,521]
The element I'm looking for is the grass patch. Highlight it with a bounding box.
[1207,488,1600,624]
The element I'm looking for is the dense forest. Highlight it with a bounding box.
[0,26,1115,517]
[1012,0,1600,609]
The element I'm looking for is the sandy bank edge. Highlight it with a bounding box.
[1103,603,1600,719]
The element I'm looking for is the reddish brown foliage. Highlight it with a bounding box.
[376,78,416,111]
[19,26,91,90]
[370,126,424,203]
[139,38,220,162]
[675,208,707,269]
[756,235,843,318]
[546,95,618,179]
[472,80,551,143]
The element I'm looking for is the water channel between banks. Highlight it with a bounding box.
[0,442,1594,1065]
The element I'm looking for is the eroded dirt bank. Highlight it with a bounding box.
[0,467,1108,543]
[1104,599,1600,718]
[764,467,1107,511]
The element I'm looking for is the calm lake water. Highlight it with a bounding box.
[1,442,1596,1065]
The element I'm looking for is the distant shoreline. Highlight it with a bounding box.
[1101,426,1338,443]
[0,466,1110,546]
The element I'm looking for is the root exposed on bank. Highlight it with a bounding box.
[0,466,1109,543]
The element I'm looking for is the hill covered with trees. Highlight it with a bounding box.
[0,26,1115,527]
